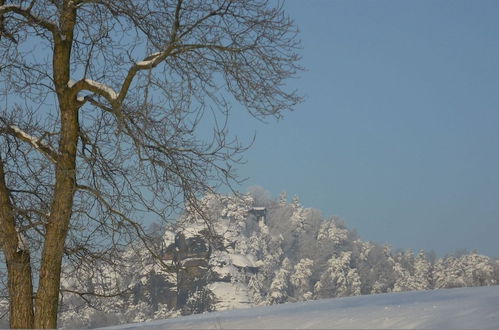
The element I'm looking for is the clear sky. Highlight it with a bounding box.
[229,0,499,257]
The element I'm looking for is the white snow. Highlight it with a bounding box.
[137,52,163,67]
[83,79,118,100]
[207,282,252,311]
[136,60,155,67]
[99,285,499,329]
[163,230,175,247]
[8,125,56,162]
[16,229,29,253]
[230,253,258,268]
[9,125,37,144]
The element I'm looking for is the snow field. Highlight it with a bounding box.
[101,285,499,329]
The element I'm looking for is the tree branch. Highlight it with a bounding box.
[0,4,57,34]
[70,79,118,104]
[0,122,58,163]
[75,184,174,272]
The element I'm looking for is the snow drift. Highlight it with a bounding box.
[101,285,499,329]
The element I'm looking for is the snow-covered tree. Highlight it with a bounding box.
[413,250,432,290]
[290,201,307,233]
[268,258,292,304]
[279,191,288,206]
[290,258,314,301]
[51,190,499,327]
[317,218,350,247]
[392,249,416,292]
[392,262,413,292]
[434,256,466,288]
[461,253,496,287]
[314,251,361,298]
[368,245,396,294]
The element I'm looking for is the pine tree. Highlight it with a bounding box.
[279,191,288,206]
[369,245,396,294]
[314,251,361,298]
[434,256,465,288]
[461,252,496,286]
[268,258,292,304]
[392,249,416,292]
[392,262,412,292]
[413,250,432,290]
[290,258,314,301]
[317,218,350,247]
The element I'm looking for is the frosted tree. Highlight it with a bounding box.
[317,218,350,247]
[247,273,266,305]
[392,249,416,292]
[369,245,396,294]
[348,269,362,296]
[413,250,432,290]
[268,258,292,304]
[461,253,496,287]
[291,195,301,209]
[392,262,413,292]
[127,301,152,323]
[290,258,314,301]
[290,200,307,233]
[434,256,465,288]
[314,251,361,299]
[279,191,288,206]
[48,189,499,326]
[433,252,496,289]
[352,240,376,294]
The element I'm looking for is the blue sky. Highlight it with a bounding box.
[228,0,499,257]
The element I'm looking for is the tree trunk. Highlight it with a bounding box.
[34,103,78,328]
[0,159,35,329]
[34,14,78,325]
[7,252,35,328]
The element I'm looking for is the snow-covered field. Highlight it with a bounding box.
[101,285,499,329]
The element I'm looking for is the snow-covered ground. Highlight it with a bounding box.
[101,285,499,329]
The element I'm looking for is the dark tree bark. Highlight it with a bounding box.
[0,159,34,328]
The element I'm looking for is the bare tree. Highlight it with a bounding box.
[0,0,301,328]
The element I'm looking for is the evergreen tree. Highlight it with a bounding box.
[290,258,314,301]
[317,218,350,247]
[461,253,496,286]
[268,258,292,304]
[434,256,465,288]
[393,249,416,292]
[51,190,499,327]
[279,191,288,206]
[369,245,396,294]
[413,250,432,290]
[314,251,361,298]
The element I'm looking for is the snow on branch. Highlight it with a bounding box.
[0,123,58,163]
[70,42,245,113]
[16,228,29,253]
[71,79,118,102]
[135,52,162,67]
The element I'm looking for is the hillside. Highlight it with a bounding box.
[9,190,495,328]
[102,285,499,329]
